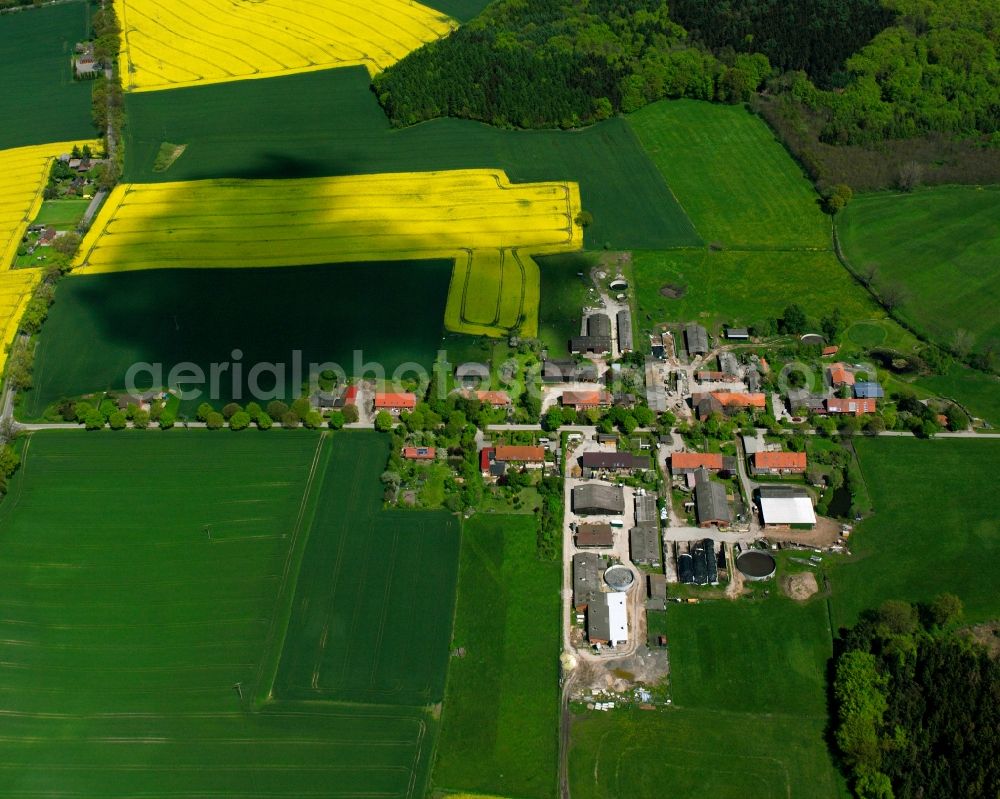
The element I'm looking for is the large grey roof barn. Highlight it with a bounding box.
[572,483,626,515]
[684,323,709,355]
[694,468,730,527]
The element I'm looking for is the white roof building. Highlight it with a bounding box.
[758,486,817,527]
[588,591,628,645]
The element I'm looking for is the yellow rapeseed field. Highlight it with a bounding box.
[0,141,98,371]
[116,0,457,92]
[74,169,583,337]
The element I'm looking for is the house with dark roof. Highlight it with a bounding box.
[572,483,626,515]
[616,309,633,352]
[629,524,661,566]
[542,360,598,383]
[694,469,730,528]
[575,523,614,548]
[571,313,613,354]
[310,391,338,409]
[580,451,650,472]
[684,323,709,355]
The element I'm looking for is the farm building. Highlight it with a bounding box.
[787,390,827,415]
[753,451,807,475]
[710,392,767,412]
[587,592,628,646]
[671,451,736,475]
[580,451,649,472]
[725,327,749,340]
[116,391,159,412]
[694,469,731,528]
[647,573,667,610]
[575,523,614,549]
[826,398,877,416]
[854,381,884,399]
[679,539,719,585]
[572,483,626,515]
[402,447,435,461]
[634,492,658,524]
[645,359,668,412]
[334,385,358,408]
[757,485,817,528]
[310,390,338,409]
[542,360,598,383]
[455,362,489,384]
[684,323,709,355]
[827,363,855,387]
[695,370,738,384]
[494,445,545,467]
[629,524,661,566]
[719,352,740,377]
[573,552,607,609]
[374,392,416,414]
[562,390,613,411]
[479,448,507,479]
[693,394,724,420]
[571,314,613,354]
[616,309,633,352]
[466,389,511,407]
[822,345,840,357]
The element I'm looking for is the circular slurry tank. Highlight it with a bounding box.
[610,278,628,291]
[736,551,777,581]
[604,564,636,592]
[800,333,825,346]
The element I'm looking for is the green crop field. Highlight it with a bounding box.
[633,249,881,332]
[432,515,561,799]
[123,67,700,251]
[275,432,459,706]
[0,2,95,150]
[838,186,1000,355]
[0,430,457,797]
[23,262,454,418]
[628,100,831,250]
[828,437,1000,628]
[569,597,846,799]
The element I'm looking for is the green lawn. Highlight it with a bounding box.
[569,596,845,799]
[915,366,1000,427]
[433,515,561,799]
[628,100,831,250]
[633,248,880,333]
[0,2,95,149]
[123,67,700,250]
[32,198,90,229]
[0,431,451,797]
[838,186,1000,355]
[537,252,599,357]
[23,262,455,418]
[828,437,1000,628]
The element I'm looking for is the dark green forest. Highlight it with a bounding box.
[374,0,1000,148]
[833,596,1000,799]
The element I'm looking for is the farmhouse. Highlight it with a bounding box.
[587,592,628,646]
[575,523,614,548]
[757,485,817,528]
[854,381,884,399]
[562,390,613,411]
[572,483,626,515]
[543,360,598,383]
[573,551,607,609]
[693,394,724,420]
[753,450,807,475]
[828,363,855,387]
[787,389,828,415]
[684,322,709,355]
[116,391,159,412]
[494,445,545,467]
[402,446,435,461]
[671,451,736,475]
[466,389,511,407]
[711,392,767,412]
[694,469,730,528]
[826,398,877,416]
[616,309,633,352]
[580,451,649,472]
[479,448,507,479]
[629,524,661,566]
[374,392,416,414]
[571,313,613,354]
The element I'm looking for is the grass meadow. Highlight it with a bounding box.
[838,186,1000,355]
[632,249,881,333]
[569,596,846,799]
[915,366,1000,426]
[0,2,94,150]
[628,100,831,250]
[0,431,453,797]
[24,263,453,417]
[828,437,1000,628]
[432,515,561,799]
[537,252,600,356]
[123,67,700,251]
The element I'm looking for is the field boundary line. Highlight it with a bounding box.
[251,431,330,707]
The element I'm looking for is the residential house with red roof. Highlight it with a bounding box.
[753,451,807,475]
[374,392,416,414]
